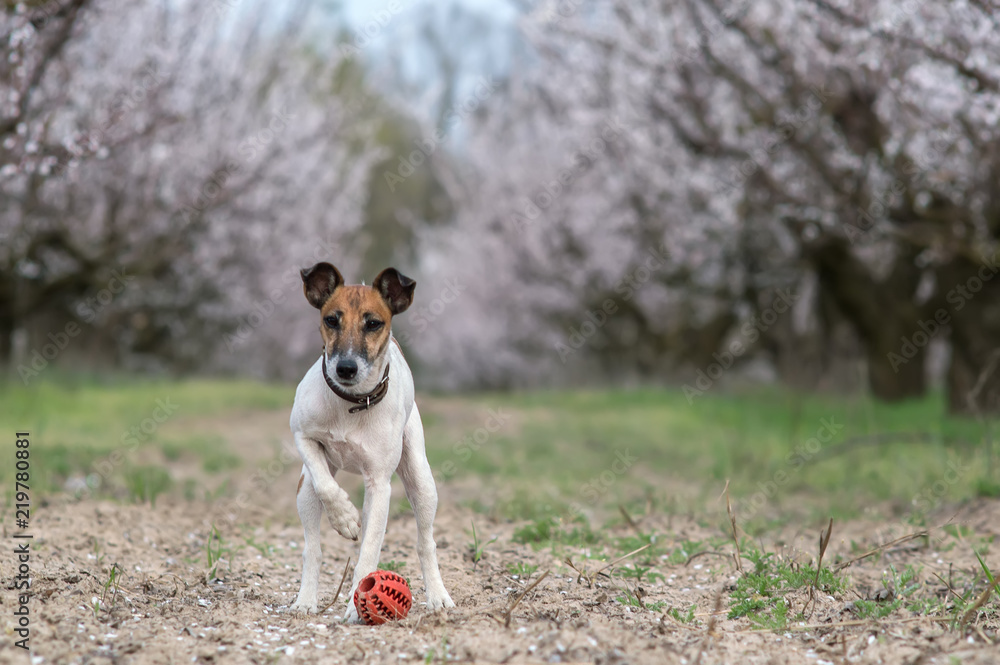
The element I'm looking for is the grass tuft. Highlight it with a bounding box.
[728,548,848,629]
[123,465,172,506]
[506,562,539,578]
[512,516,599,549]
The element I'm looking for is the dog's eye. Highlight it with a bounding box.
[324,316,339,329]
[365,319,384,332]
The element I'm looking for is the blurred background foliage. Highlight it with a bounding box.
[1,0,999,417]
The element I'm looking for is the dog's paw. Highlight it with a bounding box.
[327,503,362,541]
[342,601,362,624]
[288,597,318,614]
[426,590,455,612]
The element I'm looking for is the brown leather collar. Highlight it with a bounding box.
[322,359,391,414]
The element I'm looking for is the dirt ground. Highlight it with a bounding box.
[2,408,999,665]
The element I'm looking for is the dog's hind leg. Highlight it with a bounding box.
[397,404,455,611]
[290,466,323,614]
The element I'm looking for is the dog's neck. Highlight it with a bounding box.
[321,353,391,414]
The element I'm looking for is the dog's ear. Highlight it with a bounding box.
[373,268,416,315]
[301,262,344,309]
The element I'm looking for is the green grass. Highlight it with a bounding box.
[615,586,667,612]
[2,374,290,434]
[852,598,901,620]
[123,465,173,506]
[728,547,848,628]
[668,604,697,623]
[839,556,1000,626]
[468,521,498,567]
[243,533,276,558]
[2,375,997,521]
[849,564,921,620]
[506,562,539,578]
[381,560,406,574]
[204,524,230,581]
[511,515,600,550]
[0,375,291,496]
[92,561,124,619]
[421,387,998,522]
[617,564,665,584]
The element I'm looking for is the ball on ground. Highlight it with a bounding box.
[353,570,412,625]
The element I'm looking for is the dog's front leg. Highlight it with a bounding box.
[295,433,361,541]
[290,466,323,614]
[342,473,393,623]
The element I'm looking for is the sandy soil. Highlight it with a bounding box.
[2,408,998,665]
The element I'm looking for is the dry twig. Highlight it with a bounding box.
[834,531,928,571]
[692,590,723,665]
[317,557,352,615]
[619,504,640,531]
[593,543,652,578]
[722,480,743,574]
[503,570,550,628]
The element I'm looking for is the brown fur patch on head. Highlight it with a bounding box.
[319,285,393,362]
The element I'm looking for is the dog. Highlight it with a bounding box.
[288,262,455,622]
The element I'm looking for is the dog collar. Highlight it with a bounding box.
[321,359,391,414]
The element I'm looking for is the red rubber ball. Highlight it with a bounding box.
[353,570,412,625]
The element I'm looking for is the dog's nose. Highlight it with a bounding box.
[336,359,358,380]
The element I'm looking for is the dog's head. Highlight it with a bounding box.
[300,262,415,389]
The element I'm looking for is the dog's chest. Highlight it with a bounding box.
[317,431,370,475]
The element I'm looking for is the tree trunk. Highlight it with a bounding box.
[0,274,15,367]
[947,346,1000,414]
[808,237,927,402]
[0,318,11,367]
[867,331,927,400]
[946,279,1000,415]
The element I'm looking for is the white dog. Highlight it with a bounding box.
[288,262,454,622]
